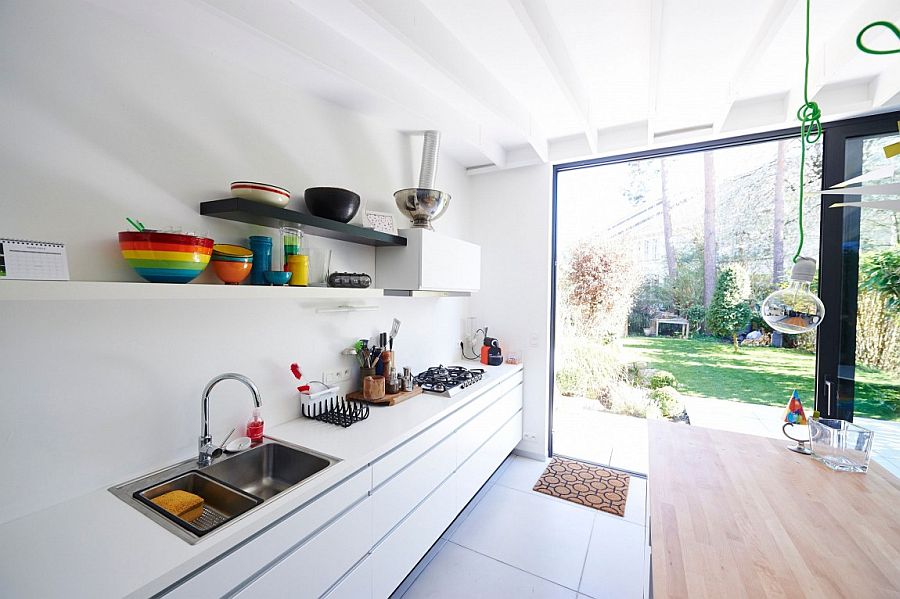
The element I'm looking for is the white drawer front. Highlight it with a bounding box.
[233,497,373,598]
[456,411,523,511]
[372,433,456,543]
[165,468,370,599]
[370,478,458,598]
[322,556,372,599]
[456,382,523,467]
[371,370,523,487]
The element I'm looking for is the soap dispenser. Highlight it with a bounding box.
[246,407,265,444]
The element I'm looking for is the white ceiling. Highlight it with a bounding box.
[93,0,900,171]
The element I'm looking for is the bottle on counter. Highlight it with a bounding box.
[386,366,400,395]
[246,407,265,444]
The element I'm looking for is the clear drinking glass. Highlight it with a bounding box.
[808,418,874,473]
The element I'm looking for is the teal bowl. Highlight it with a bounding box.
[264,271,292,285]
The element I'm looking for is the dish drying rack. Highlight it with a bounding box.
[300,381,369,428]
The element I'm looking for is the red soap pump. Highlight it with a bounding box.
[246,407,265,444]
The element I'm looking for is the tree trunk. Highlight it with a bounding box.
[703,152,717,306]
[732,332,739,353]
[660,158,677,281]
[773,140,786,283]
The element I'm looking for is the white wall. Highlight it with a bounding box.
[468,164,553,458]
[0,1,474,523]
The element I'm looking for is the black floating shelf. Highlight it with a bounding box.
[200,198,407,247]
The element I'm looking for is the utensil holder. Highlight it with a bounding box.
[359,367,375,386]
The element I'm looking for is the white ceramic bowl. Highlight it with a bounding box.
[231,181,291,208]
[224,436,252,453]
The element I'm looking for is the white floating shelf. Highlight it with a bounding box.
[0,280,385,301]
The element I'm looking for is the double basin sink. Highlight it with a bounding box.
[110,439,338,544]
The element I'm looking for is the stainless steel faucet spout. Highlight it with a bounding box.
[199,373,262,466]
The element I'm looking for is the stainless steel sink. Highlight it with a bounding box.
[203,441,332,501]
[110,439,339,544]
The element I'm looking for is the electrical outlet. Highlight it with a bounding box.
[523,432,538,441]
[323,368,352,385]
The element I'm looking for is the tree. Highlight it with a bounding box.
[563,239,640,340]
[703,152,717,306]
[660,158,677,281]
[707,264,752,352]
[773,140,786,283]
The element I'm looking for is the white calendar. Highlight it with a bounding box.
[0,238,70,280]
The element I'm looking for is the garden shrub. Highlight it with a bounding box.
[554,338,627,400]
[562,239,640,339]
[649,370,676,389]
[648,386,684,418]
[609,385,651,418]
[555,368,579,397]
[707,264,752,351]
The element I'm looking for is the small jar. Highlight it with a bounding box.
[363,375,385,401]
[287,254,309,286]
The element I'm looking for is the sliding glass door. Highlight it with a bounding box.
[551,111,900,466]
[818,115,900,424]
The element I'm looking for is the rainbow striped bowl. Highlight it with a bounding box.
[118,231,214,283]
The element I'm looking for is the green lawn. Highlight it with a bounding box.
[622,336,900,421]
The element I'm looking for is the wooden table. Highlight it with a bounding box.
[648,420,900,598]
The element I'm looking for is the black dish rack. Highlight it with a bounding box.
[302,396,369,428]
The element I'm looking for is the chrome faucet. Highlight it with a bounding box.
[199,373,262,466]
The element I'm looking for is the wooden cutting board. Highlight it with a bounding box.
[347,386,422,406]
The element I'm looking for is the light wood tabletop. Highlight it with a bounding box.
[648,420,900,599]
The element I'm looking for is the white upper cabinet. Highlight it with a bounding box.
[375,229,481,293]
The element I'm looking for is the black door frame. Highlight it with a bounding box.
[549,110,900,457]
[818,113,900,420]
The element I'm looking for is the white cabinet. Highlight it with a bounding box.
[323,556,372,599]
[375,228,481,292]
[370,473,459,598]
[166,369,523,599]
[372,434,457,543]
[371,409,523,597]
[233,497,373,598]
[165,468,371,599]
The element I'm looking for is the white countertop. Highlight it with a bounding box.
[0,364,523,599]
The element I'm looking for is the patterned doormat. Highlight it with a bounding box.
[533,457,630,517]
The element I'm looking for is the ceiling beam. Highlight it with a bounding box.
[189,0,509,167]
[507,0,597,153]
[349,0,550,162]
[871,62,900,107]
[712,0,799,132]
[809,0,900,100]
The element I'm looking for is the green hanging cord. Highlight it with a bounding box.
[793,0,822,264]
[856,21,900,55]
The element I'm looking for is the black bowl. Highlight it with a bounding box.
[304,187,361,223]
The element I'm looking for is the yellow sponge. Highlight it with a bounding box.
[151,490,204,522]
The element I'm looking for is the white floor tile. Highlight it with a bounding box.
[622,477,646,526]
[450,484,595,589]
[578,514,645,599]
[495,456,550,492]
[401,542,577,599]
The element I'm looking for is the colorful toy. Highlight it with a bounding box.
[782,390,812,454]
[783,390,808,425]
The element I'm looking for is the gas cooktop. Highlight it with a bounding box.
[415,365,486,397]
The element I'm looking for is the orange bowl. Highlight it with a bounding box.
[212,259,252,284]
